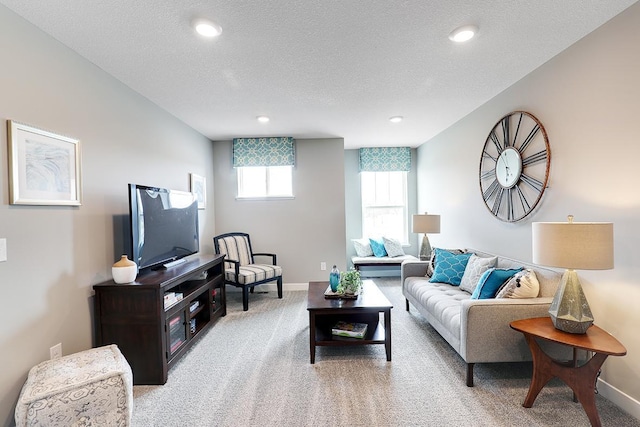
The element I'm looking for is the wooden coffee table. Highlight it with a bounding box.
[307,280,393,364]
[510,317,626,427]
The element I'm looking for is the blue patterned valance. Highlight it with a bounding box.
[359,147,411,172]
[233,137,295,167]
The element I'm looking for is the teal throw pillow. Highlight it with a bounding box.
[369,238,388,257]
[471,267,524,299]
[429,249,473,286]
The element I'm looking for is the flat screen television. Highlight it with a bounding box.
[128,183,199,271]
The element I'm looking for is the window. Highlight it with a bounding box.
[361,171,408,243]
[237,166,293,198]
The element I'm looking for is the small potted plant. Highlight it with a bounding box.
[338,268,362,295]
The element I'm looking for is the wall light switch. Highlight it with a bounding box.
[0,238,6,262]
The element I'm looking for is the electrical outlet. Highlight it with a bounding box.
[320,262,326,271]
[50,343,62,359]
[0,238,6,262]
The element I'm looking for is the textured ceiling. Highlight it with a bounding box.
[1,1,637,148]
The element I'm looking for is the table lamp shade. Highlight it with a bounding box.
[412,214,440,261]
[532,222,613,270]
[412,214,441,234]
[532,218,613,334]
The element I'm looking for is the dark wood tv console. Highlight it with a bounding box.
[93,253,225,385]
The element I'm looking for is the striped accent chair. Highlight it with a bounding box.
[213,232,283,311]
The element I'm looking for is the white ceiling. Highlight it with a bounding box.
[1,1,637,149]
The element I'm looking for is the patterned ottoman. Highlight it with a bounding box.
[15,344,133,426]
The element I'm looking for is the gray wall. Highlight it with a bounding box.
[212,138,346,283]
[416,3,640,417]
[0,6,216,424]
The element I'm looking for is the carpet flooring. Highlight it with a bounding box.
[132,279,639,426]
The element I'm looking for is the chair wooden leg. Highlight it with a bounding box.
[277,277,283,299]
[242,287,249,311]
[405,299,410,311]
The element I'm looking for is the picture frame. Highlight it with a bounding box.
[190,173,206,210]
[7,120,82,206]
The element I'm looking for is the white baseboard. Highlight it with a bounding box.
[597,378,640,421]
[225,282,308,292]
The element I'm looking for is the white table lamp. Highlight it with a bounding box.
[532,215,613,334]
[412,213,441,261]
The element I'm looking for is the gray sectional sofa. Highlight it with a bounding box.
[401,248,567,386]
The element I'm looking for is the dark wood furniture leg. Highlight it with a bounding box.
[384,308,392,361]
[309,311,316,364]
[466,363,474,387]
[522,333,608,427]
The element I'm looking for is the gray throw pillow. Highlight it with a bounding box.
[460,254,498,294]
[352,238,373,257]
[382,236,405,257]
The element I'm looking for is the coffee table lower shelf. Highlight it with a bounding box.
[314,314,386,346]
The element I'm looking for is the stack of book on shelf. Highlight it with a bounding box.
[189,300,200,313]
[331,321,368,339]
[164,292,183,309]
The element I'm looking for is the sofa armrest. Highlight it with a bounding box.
[401,260,430,281]
[459,297,554,363]
[401,260,430,295]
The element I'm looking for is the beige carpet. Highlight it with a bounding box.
[132,279,639,426]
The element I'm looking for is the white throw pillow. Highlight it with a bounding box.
[459,254,497,294]
[496,269,540,298]
[352,238,373,257]
[382,236,405,257]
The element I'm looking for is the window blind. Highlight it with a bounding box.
[359,147,411,172]
[232,137,295,167]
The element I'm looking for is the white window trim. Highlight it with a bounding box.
[236,166,294,200]
[360,171,409,244]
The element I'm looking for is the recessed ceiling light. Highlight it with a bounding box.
[448,25,478,43]
[257,116,270,123]
[389,116,403,123]
[192,19,222,38]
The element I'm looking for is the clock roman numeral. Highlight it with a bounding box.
[491,186,504,216]
[480,167,496,181]
[522,150,548,167]
[515,184,532,213]
[519,124,540,154]
[520,173,544,192]
[483,179,500,202]
[489,131,503,153]
[482,150,497,163]
[513,113,523,149]
[506,187,515,221]
[502,116,510,148]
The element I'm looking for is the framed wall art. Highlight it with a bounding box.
[7,120,82,206]
[190,173,206,209]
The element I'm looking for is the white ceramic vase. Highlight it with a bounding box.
[112,255,138,284]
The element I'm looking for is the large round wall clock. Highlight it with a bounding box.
[479,111,551,222]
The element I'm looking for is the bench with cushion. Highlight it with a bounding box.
[351,236,417,272]
[352,254,418,270]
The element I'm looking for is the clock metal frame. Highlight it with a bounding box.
[479,111,551,222]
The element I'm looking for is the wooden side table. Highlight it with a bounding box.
[510,317,626,427]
